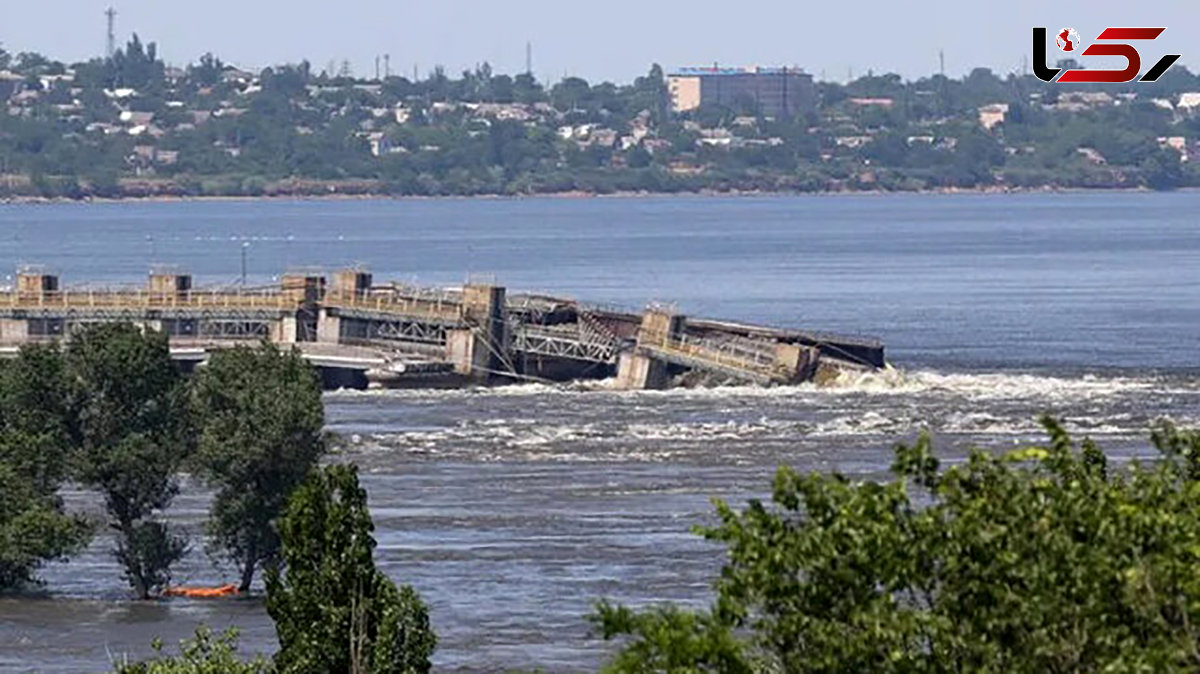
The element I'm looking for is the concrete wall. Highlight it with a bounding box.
[456,284,508,381]
[447,328,486,377]
[774,343,818,382]
[271,316,299,344]
[638,309,684,346]
[316,308,342,344]
[331,270,372,297]
[148,273,191,297]
[0,318,27,345]
[616,351,670,390]
[668,76,702,113]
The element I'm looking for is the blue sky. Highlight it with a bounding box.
[2,0,1196,83]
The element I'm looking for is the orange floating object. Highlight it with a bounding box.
[161,584,240,598]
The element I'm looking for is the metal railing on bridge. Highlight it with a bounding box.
[321,289,464,323]
[0,289,303,311]
[638,330,789,382]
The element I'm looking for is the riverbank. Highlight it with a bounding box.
[0,181,1177,206]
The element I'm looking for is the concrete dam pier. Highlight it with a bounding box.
[0,266,885,390]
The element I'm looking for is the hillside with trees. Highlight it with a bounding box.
[3,38,1200,199]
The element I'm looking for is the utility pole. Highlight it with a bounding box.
[938,50,948,116]
[105,7,117,59]
[241,241,249,287]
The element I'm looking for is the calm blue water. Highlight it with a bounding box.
[0,193,1197,672]
[0,192,1195,370]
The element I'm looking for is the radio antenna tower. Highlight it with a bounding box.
[105,7,117,59]
[525,41,533,75]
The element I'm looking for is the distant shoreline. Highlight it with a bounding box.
[0,184,1182,206]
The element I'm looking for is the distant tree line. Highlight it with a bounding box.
[4,38,1200,199]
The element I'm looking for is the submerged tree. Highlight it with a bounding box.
[65,323,192,599]
[189,343,326,592]
[594,418,1200,673]
[0,344,92,589]
[267,464,436,674]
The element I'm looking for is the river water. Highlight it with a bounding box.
[0,193,1197,672]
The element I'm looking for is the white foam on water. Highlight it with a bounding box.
[326,367,1178,406]
[809,410,914,437]
[817,367,1164,402]
[326,367,1196,462]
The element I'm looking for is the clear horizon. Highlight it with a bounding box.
[2,0,1197,84]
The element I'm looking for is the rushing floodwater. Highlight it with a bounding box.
[0,193,1197,672]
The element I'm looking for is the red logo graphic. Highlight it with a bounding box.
[1057,28,1080,52]
[1033,27,1181,83]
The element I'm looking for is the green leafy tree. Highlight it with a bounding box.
[0,462,93,589]
[1142,147,1185,190]
[110,34,166,92]
[0,344,92,588]
[596,418,1200,673]
[114,626,271,674]
[65,323,192,599]
[189,343,326,592]
[267,464,436,674]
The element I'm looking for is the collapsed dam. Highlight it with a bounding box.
[0,266,884,389]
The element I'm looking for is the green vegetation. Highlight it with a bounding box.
[4,39,1200,199]
[267,464,436,674]
[111,467,436,674]
[0,344,92,589]
[65,323,192,599]
[115,627,271,674]
[189,344,326,592]
[595,418,1200,672]
[0,326,330,601]
[0,325,437,669]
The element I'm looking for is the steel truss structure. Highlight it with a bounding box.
[196,320,271,340]
[0,307,284,342]
[362,318,449,346]
[511,323,622,364]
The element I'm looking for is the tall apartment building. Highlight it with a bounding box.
[667,66,815,119]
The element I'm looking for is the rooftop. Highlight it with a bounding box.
[671,66,809,77]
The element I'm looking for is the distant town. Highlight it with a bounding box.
[3,35,1200,199]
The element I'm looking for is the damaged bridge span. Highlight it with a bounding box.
[0,266,884,389]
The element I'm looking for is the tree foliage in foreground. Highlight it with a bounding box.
[0,344,93,588]
[594,417,1200,673]
[267,464,436,674]
[114,626,271,674]
[65,323,192,599]
[189,343,326,592]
